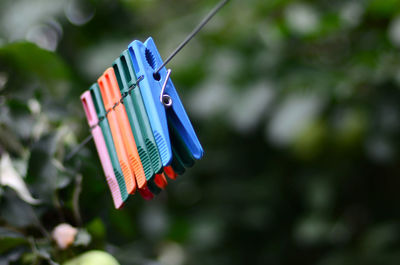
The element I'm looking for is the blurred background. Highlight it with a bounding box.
[1,0,400,264]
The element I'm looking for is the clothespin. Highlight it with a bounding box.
[98,68,154,200]
[169,122,196,175]
[112,50,162,195]
[168,117,195,168]
[113,50,173,194]
[122,43,193,181]
[69,0,230,206]
[164,166,178,180]
[154,173,168,189]
[113,50,163,175]
[128,37,204,167]
[88,84,129,203]
[81,90,125,209]
[97,69,138,195]
[113,53,160,194]
[171,149,185,175]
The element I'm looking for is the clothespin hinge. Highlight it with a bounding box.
[160,69,172,108]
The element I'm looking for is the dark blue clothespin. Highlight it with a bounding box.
[128,37,204,167]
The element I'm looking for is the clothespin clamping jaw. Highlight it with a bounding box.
[80,90,125,209]
[128,37,204,167]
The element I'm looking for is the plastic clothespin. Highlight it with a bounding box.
[113,51,157,180]
[168,117,195,168]
[97,69,137,194]
[98,68,154,200]
[154,173,168,189]
[128,37,204,167]
[171,148,185,175]
[113,50,166,195]
[89,84,129,202]
[163,166,177,180]
[169,122,195,176]
[113,53,154,182]
[81,90,125,209]
[113,50,163,175]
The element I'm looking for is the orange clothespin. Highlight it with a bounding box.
[98,68,153,199]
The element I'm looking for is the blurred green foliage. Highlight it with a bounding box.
[1,0,400,264]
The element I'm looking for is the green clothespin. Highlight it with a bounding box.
[113,50,163,194]
[168,116,195,169]
[89,84,129,202]
[171,149,185,175]
[114,50,194,180]
[168,119,195,175]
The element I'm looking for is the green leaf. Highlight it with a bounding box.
[0,248,26,264]
[0,227,28,253]
[0,188,39,228]
[0,124,25,156]
[5,98,36,140]
[26,133,58,203]
[368,0,400,17]
[86,218,105,241]
[0,42,71,84]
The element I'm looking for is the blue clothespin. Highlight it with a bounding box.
[128,37,204,167]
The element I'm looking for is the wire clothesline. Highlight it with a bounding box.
[65,0,230,161]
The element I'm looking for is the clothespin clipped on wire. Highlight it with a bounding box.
[98,68,154,200]
[128,37,204,167]
[73,0,230,208]
[89,83,129,204]
[81,91,125,209]
[113,50,163,194]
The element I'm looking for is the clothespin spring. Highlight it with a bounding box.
[160,69,172,108]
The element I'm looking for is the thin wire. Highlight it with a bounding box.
[154,0,230,74]
[65,0,230,161]
[65,134,93,162]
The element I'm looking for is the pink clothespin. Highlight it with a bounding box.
[81,91,124,209]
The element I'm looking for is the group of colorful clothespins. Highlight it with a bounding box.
[80,37,204,209]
